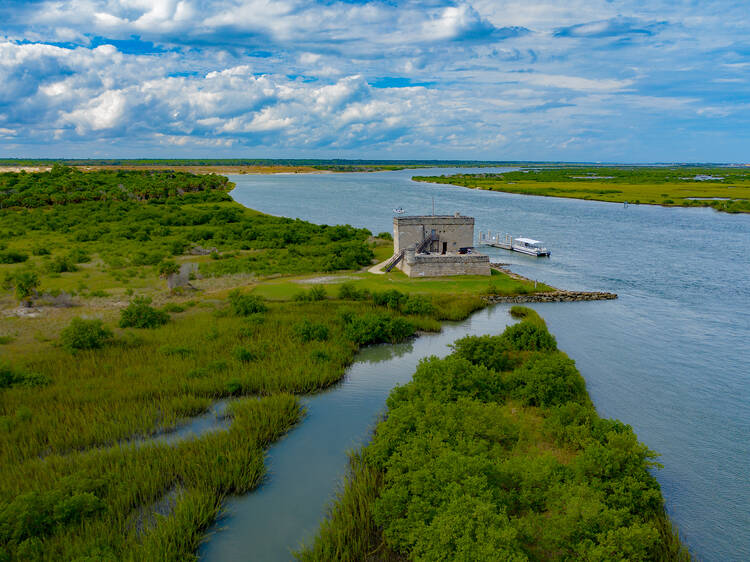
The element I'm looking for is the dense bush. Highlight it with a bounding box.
[293,285,326,302]
[451,334,518,373]
[0,251,28,264]
[60,318,113,351]
[507,352,588,407]
[337,282,369,301]
[372,289,407,309]
[66,248,90,264]
[401,295,435,316]
[293,320,330,342]
[0,166,232,208]
[302,310,684,561]
[4,271,39,303]
[322,241,374,271]
[119,297,170,329]
[228,290,267,316]
[0,168,376,286]
[343,313,414,345]
[0,363,51,389]
[0,478,105,545]
[233,346,258,362]
[502,321,557,351]
[46,255,77,273]
[158,260,180,277]
[31,245,51,256]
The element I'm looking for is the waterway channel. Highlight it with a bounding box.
[199,168,749,561]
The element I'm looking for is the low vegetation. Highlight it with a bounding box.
[60,318,113,351]
[0,165,375,301]
[414,167,750,213]
[0,167,609,559]
[119,297,170,329]
[298,309,690,561]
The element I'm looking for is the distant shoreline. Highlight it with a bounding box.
[413,169,750,214]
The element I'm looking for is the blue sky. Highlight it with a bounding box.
[0,0,748,162]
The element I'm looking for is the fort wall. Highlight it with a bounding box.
[394,215,475,254]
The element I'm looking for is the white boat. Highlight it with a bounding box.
[478,232,551,257]
[392,207,405,214]
[512,237,550,257]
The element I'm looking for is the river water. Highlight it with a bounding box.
[199,168,750,561]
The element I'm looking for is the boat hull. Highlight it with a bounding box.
[512,246,550,257]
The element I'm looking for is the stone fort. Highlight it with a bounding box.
[388,214,490,277]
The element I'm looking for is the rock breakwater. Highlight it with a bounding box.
[484,291,617,304]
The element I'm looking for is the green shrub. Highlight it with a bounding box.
[502,321,557,351]
[31,245,51,256]
[208,360,229,372]
[507,353,587,407]
[60,318,113,351]
[0,362,51,389]
[119,297,170,329]
[130,251,164,266]
[186,367,209,379]
[161,303,185,313]
[158,260,180,277]
[67,248,91,263]
[228,289,267,316]
[225,379,243,395]
[338,282,370,300]
[0,250,28,264]
[372,289,407,309]
[401,295,435,315]
[451,334,518,372]
[377,232,393,240]
[322,242,374,271]
[170,239,189,256]
[46,255,77,273]
[233,346,257,362]
[293,320,330,342]
[294,285,327,302]
[344,313,414,345]
[0,483,104,544]
[7,270,40,303]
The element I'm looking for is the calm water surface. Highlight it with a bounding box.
[200,168,749,561]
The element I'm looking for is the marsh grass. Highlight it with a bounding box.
[0,294,449,560]
[0,394,301,560]
[0,301,380,465]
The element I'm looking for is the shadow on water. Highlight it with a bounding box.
[198,306,516,561]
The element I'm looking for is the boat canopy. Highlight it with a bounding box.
[515,237,542,245]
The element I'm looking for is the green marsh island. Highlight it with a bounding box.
[414,167,750,214]
[0,166,688,560]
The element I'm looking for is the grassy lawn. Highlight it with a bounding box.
[250,269,552,302]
